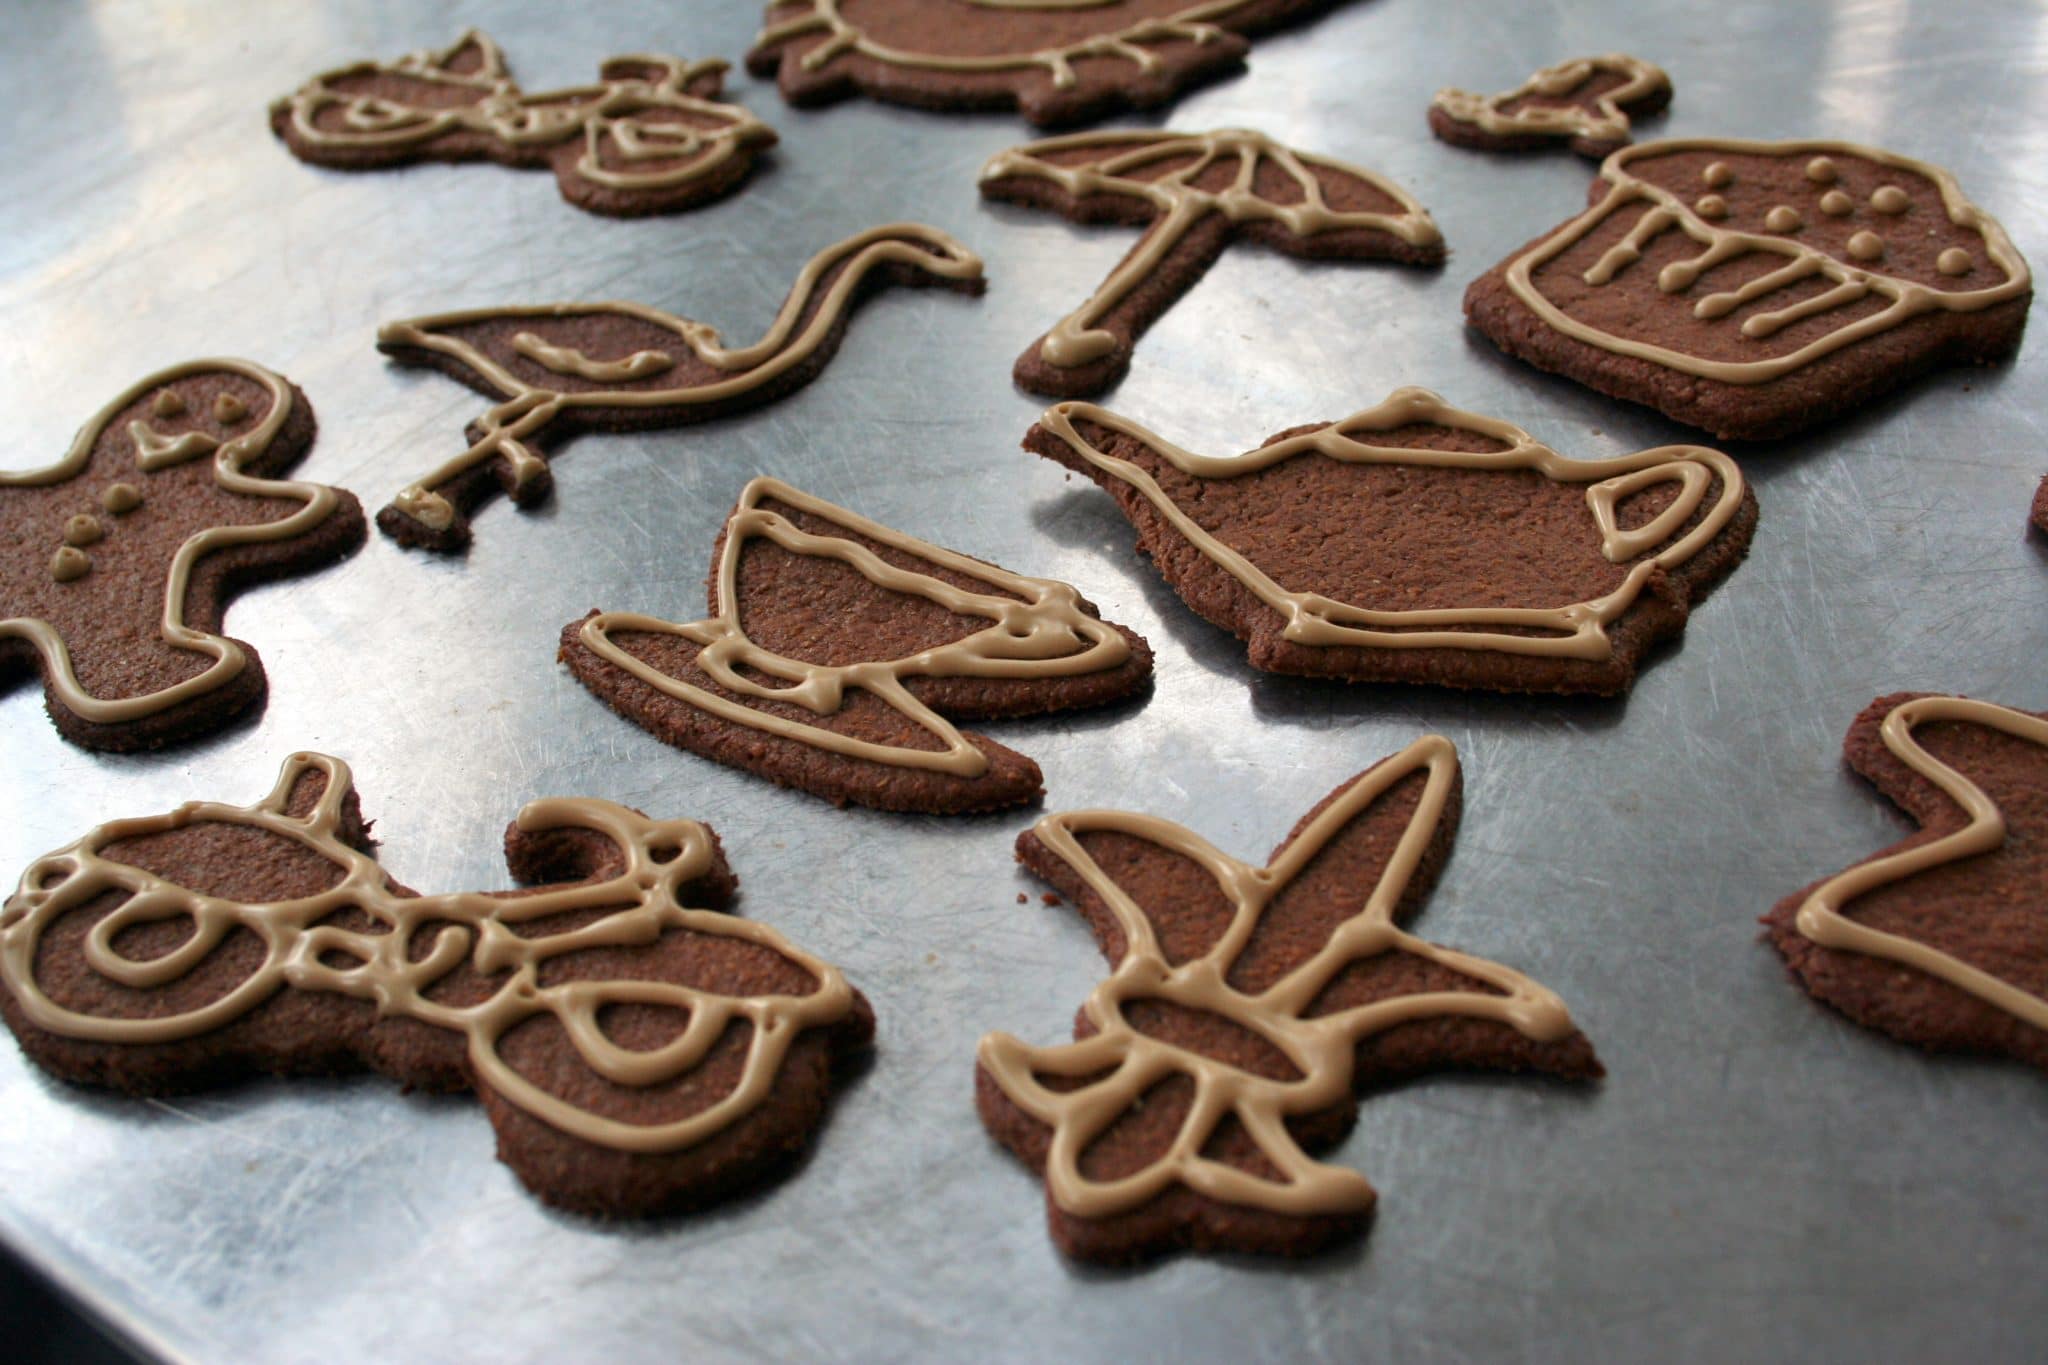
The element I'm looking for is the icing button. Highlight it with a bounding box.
[1847,230,1885,261]
[151,390,186,418]
[1764,205,1803,233]
[1805,156,1838,184]
[100,482,143,514]
[63,513,103,547]
[213,393,249,424]
[1701,161,1733,188]
[1819,189,1854,216]
[1694,194,1729,220]
[1937,247,1973,276]
[50,547,91,583]
[1870,185,1910,214]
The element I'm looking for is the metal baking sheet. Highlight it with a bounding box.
[3,2,2044,1360]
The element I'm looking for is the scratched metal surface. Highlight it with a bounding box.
[1,1,2045,1361]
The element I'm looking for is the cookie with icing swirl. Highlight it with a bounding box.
[1465,138,2032,440]
[1429,53,1670,159]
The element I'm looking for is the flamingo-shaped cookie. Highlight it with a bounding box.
[1025,387,1757,696]
[271,29,777,217]
[1766,693,2048,1072]
[0,359,364,750]
[376,223,986,550]
[978,738,1602,1261]
[0,752,872,1217]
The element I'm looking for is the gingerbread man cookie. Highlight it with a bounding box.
[561,477,1153,813]
[1,360,364,751]
[978,739,1602,1261]
[271,30,776,217]
[1465,138,2033,440]
[748,0,1363,128]
[1025,387,1757,696]
[983,127,1442,397]
[1765,693,2048,1072]
[375,224,985,550]
[1430,54,1671,159]
[0,752,873,1217]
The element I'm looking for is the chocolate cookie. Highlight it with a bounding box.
[1764,693,2048,1072]
[375,223,985,550]
[983,128,1442,397]
[1465,138,2033,441]
[0,752,873,1218]
[1,359,364,751]
[1430,54,1670,159]
[978,738,1602,1262]
[1025,387,1757,696]
[560,477,1153,813]
[271,30,776,217]
[748,0,1358,128]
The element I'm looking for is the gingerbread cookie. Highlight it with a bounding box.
[0,752,873,1217]
[271,30,776,217]
[376,224,985,550]
[1,360,364,752]
[983,128,1442,397]
[2031,475,2047,535]
[1465,138,2033,441]
[978,738,1602,1261]
[560,477,1153,814]
[1430,54,1670,159]
[1765,693,2048,1072]
[748,0,1359,128]
[1026,387,1756,696]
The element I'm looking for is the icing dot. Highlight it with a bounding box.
[1937,247,1973,276]
[1820,190,1854,216]
[213,393,248,424]
[1847,230,1885,261]
[1764,206,1803,233]
[1870,185,1909,214]
[1806,156,1838,184]
[1694,194,1729,220]
[63,514,103,547]
[50,547,90,583]
[152,390,185,418]
[101,482,142,514]
[1701,161,1733,188]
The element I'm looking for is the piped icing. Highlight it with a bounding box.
[979,737,1584,1220]
[1793,696,2048,1034]
[1432,53,1670,149]
[1033,387,1745,660]
[0,359,347,724]
[577,477,1131,777]
[0,752,859,1155]
[375,223,984,537]
[1505,137,2031,385]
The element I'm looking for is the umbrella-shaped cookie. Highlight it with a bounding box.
[981,128,1442,397]
[375,223,985,550]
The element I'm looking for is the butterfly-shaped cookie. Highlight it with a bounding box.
[978,738,1602,1261]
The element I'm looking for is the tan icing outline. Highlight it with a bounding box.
[0,358,344,724]
[0,752,857,1155]
[756,0,1253,93]
[1793,695,2048,1033]
[982,128,1440,368]
[979,736,1579,1219]
[1432,53,1669,147]
[272,29,776,198]
[1036,387,1745,660]
[1505,138,2032,384]
[579,477,1132,778]
[376,224,984,532]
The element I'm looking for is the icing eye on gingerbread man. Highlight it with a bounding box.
[0,751,873,1217]
[0,359,364,750]
[1024,387,1757,697]
[979,738,1602,1260]
[271,29,778,217]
